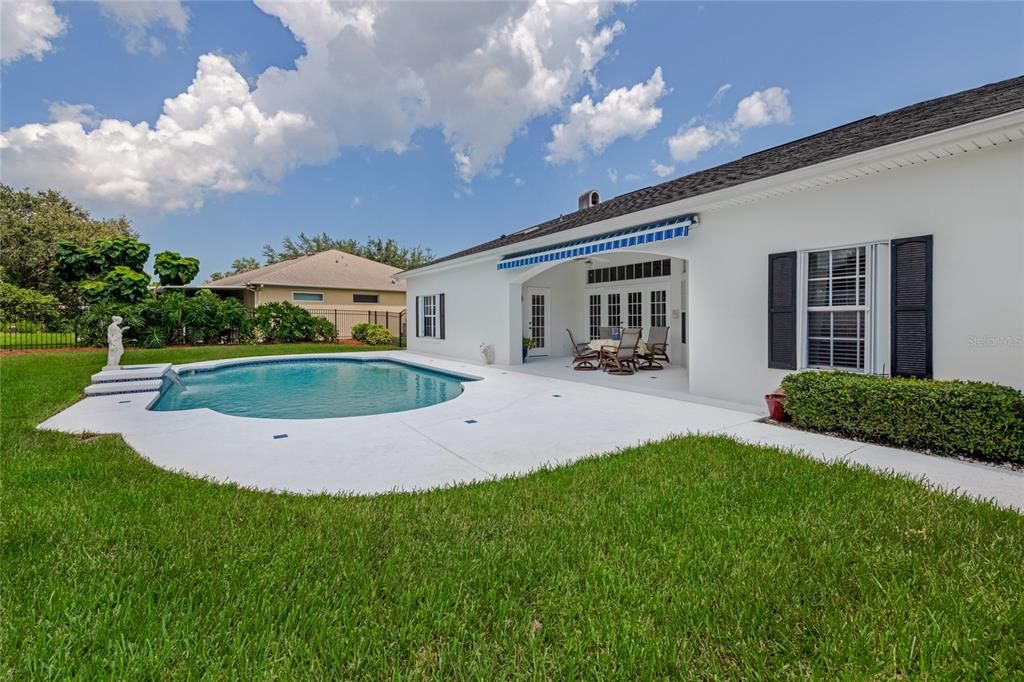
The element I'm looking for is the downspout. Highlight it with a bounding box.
[245,283,263,309]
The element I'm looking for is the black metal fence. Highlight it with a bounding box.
[0,320,81,351]
[304,308,407,343]
[1,309,407,351]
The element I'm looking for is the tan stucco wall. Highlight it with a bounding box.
[253,286,406,308]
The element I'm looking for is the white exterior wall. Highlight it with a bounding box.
[406,132,1023,407]
[679,140,1023,405]
[406,258,518,364]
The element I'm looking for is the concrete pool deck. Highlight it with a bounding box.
[38,351,1023,511]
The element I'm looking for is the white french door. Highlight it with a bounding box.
[589,284,669,333]
[524,287,550,356]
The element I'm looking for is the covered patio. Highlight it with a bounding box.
[511,354,692,402]
[501,214,695,397]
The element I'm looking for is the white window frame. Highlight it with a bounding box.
[626,291,643,329]
[291,291,325,303]
[588,294,602,340]
[420,294,439,339]
[650,290,667,328]
[798,241,889,374]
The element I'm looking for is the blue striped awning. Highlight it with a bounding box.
[497,214,695,271]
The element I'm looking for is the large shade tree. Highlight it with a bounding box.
[54,238,201,304]
[0,185,135,297]
[260,232,433,270]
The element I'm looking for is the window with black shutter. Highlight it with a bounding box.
[414,296,420,337]
[890,235,932,378]
[768,251,797,370]
[439,293,446,340]
[416,294,444,339]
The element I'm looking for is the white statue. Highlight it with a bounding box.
[104,316,129,370]
[479,342,494,365]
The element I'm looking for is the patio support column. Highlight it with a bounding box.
[507,282,523,364]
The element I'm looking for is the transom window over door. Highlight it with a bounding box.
[806,246,868,371]
[627,292,642,328]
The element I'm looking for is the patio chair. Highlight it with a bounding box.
[566,329,599,370]
[637,326,670,370]
[601,328,641,375]
[598,326,613,340]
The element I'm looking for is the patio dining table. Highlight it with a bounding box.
[588,338,649,355]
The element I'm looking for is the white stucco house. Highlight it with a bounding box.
[398,76,1024,408]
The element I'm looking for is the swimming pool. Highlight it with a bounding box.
[150,358,473,419]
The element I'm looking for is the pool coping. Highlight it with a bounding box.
[36,351,1023,511]
[148,352,486,417]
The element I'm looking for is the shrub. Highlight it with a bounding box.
[0,282,62,325]
[351,322,392,345]
[309,316,337,342]
[78,293,251,348]
[78,302,146,347]
[780,371,1024,464]
[252,302,336,343]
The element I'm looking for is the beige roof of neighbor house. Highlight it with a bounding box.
[203,249,406,292]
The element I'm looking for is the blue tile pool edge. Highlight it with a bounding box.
[173,355,481,384]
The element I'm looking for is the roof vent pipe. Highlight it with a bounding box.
[578,189,600,211]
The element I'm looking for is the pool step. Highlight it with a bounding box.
[91,363,172,384]
[85,379,165,396]
[86,363,173,397]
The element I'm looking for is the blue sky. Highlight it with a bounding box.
[2,1,1021,279]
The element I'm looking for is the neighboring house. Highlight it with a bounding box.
[201,249,406,308]
[195,249,407,337]
[398,76,1024,407]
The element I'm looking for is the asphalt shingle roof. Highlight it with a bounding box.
[413,75,1023,271]
[204,249,406,291]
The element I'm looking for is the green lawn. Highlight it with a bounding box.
[2,346,1022,678]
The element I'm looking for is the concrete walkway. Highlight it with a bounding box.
[39,351,1022,511]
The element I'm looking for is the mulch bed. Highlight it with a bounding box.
[758,416,1022,472]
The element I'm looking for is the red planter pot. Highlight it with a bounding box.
[765,393,787,421]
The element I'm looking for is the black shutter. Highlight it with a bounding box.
[439,293,445,340]
[768,251,798,370]
[890,235,933,378]
[414,296,420,338]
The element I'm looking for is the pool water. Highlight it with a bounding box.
[150,359,471,419]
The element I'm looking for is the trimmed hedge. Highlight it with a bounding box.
[351,322,392,346]
[780,371,1024,464]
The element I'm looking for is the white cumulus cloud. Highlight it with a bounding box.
[1,54,325,211]
[47,102,100,126]
[667,85,791,163]
[2,1,627,209]
[1,0,67,63]
[650,160,675,177]
[546,67,667,164]
[733,86,791,128]
[98,0,189,55]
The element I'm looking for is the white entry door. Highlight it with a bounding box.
[524,287,550,356]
